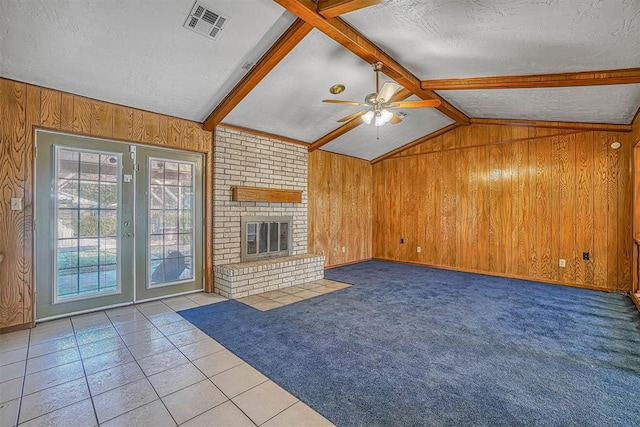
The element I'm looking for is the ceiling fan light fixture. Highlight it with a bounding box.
[374,109,393,126]
[362,110,375,124]
[380,108,393,123]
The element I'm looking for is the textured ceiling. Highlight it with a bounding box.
[440,84,640,124]
[344,0,640,79]
[0,0,294,122]
[1,0,639,160]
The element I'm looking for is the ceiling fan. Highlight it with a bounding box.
[323,62,441,127]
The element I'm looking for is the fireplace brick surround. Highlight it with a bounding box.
[213,127,324,298]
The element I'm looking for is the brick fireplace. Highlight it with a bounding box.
[212,127,324,299]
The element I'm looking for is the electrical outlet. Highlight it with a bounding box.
[583,252,590,261]
[417,246,421,253]
[559,259,566,268]
[341,246,346,253]
[10,198,23,211]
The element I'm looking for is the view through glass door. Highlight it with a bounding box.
[135,148,203,301]
[35,131,203,320]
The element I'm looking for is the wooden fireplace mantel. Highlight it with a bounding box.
[231,185,302,203]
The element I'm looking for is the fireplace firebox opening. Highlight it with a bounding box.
[241,216,293,262]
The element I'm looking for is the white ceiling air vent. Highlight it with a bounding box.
[183,1,229,41]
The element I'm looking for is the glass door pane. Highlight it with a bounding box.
[55,147,121,301]
[148,159,195,287]
[35,131,134,320]
[135,148,203,301]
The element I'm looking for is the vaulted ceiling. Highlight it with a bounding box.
[1,0,639,161]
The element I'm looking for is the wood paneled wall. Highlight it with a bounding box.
[633,112,640,238]
[373,123,633,291]
[0,78,213,329]
[308,150,372,267]
[632,112,640,294]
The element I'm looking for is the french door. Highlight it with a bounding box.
[35,131,203,320]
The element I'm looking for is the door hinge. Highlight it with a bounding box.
[34,146,37,158]
[133,163,139,171]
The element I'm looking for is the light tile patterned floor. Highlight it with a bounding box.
[237,279,351,311]
[0,292,334,426]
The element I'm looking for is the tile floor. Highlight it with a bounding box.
[0,291,334,426]
[237,279,351,311]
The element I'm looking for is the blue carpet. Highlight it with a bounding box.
[179,260,640,426]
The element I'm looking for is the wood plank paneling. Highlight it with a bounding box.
[0,77,214,329]
[618,134,633,289]
[556,133,576,283]
[112,105,133,140]
[574,133,595,286]
[633,114,640,293]
[514,131,530,277]
[440,151,456,267]
[373,123,634,291]
[605,133,619,289]
[0,80,27,328]
[91,100,114,138]
[476,139,490,272]
[40,89,61,129]
[535,135,553,280]
[430,152,443,264]
[60,93,74,132]
[592,134,608,287]
[423,154,437,264]
[455,146,477,269]
[72,96,92,134]
[23,85,41,325]
[308,150,372,267]
[488,143,504,273]
[141,111,159,144]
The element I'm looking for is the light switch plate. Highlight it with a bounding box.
[10,198,23,211]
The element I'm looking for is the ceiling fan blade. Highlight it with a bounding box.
[388,99,441,108]
[376,81,401,102]
[337,110,367,123]
[322,99,368,106]
[390,114,403,124]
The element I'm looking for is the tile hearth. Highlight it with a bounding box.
[237,279,351,311]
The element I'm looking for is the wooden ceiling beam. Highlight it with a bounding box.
[274,0,469,125]
[308,88,412,152]
[421,68,640,91]
[202,19,312,131]
[317,0,384,18]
